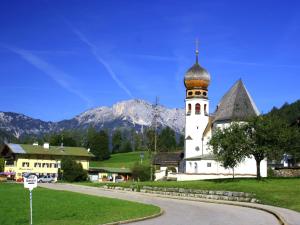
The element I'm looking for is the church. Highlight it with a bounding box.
[154,48,267,181]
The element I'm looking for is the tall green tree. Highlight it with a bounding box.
[209,123,248,178]
[120,139,132,153]
[61,157,87,182]
[87,127,110,160]
[0,157,4,172]
[112,129,123,153]
[245,115,296,179]
[158,127,176,152]
[177,134,185,149]
[98,130,110,160]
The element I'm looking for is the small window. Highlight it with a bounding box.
[187,103,192,115]
[195,103,201,114]
[203,92,207,96]
[195,91,201,95]
[188,91,193,96]
[195,146,200,151]
[207,162,211,167]
[204,104,208,115]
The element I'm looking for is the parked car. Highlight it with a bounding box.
[38,175,55,183]
[115,175,124,183]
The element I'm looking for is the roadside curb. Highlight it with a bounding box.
[102,209,164,225]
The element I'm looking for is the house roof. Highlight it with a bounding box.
[1,143,94,158]
[89,167,132,174]
[153,152,184,166]
[213,79,260,123]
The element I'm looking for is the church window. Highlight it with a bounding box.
[195,146,200,151]
[207,162,211,167]
[188,91,193,96]
[203,92,207,96]
[187,104,191,115]
[204,104,208,115]
[194,162,198,173]
[195,103,201,114]
[195,91,201,95]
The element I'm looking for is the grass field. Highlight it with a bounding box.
[90,151,150,169]
[0,183,160,225]
[82,178,300,212]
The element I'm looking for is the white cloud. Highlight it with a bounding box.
[7,46,92,106]
[70,27,134,98]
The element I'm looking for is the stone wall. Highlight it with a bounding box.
[102,185,259,203]
[274,168,300,177]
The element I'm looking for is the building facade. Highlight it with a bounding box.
[182,49,267,180]
[0,143,94,180]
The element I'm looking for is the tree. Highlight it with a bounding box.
[131,162,152,181]
[112,129,123,153]
[177,134,185,149]
[87,127,110,160]
[121,139,132,153]
[209,123,248,178]
[61,157,87,182]
[98,130,110,160]
[0,157,4,172]
[158,127,177,152]
[49,131,77,147]
[245,115,295,179]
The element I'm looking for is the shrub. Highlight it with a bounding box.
[61,157,88,182]
[131,163,153,181]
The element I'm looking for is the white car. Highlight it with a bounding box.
[38,175,55,183]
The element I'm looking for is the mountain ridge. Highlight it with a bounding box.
[0,99,185,139]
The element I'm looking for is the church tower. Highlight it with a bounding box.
[184,44,211,160]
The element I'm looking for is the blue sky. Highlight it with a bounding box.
[0,0,299,121]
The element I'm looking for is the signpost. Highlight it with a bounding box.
[24,174,38,225]
[140,152,144,164]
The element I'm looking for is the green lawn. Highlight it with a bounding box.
[0,183,160,225]
[83,178,300,212]
[90,151,150,169]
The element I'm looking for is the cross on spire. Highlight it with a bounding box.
[195,38,199,64]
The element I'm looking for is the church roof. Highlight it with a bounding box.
[213,79,260,123]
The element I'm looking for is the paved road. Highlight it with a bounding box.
[40,183,281,225]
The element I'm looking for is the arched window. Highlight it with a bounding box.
[204,104,207,115]
[187,104,191,115]
[195,103,201,114]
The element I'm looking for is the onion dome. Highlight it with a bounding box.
[184,50,211,90]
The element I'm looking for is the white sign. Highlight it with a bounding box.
[24,174,38,191]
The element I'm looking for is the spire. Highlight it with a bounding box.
[195,38,199,64]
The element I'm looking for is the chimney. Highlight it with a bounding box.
[43,143,50,149]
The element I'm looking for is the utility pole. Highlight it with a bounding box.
[150,96,160,181]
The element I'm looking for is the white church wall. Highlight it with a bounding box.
[184,156,267,179]
[185,98,210,159]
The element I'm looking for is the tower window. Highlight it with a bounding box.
[195,103,201,114]
[203,92,207,96]
[188,91,193,96]
[187,104,191,115]
[204,104,208,116]
[195,91,201,95]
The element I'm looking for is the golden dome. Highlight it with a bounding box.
[184,52,210,90]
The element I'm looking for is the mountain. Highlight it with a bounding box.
[267,100,300,125]
[0,99,185,139]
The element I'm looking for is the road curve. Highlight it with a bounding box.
[40,183,279,225]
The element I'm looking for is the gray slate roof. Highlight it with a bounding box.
[213,79,259,123]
